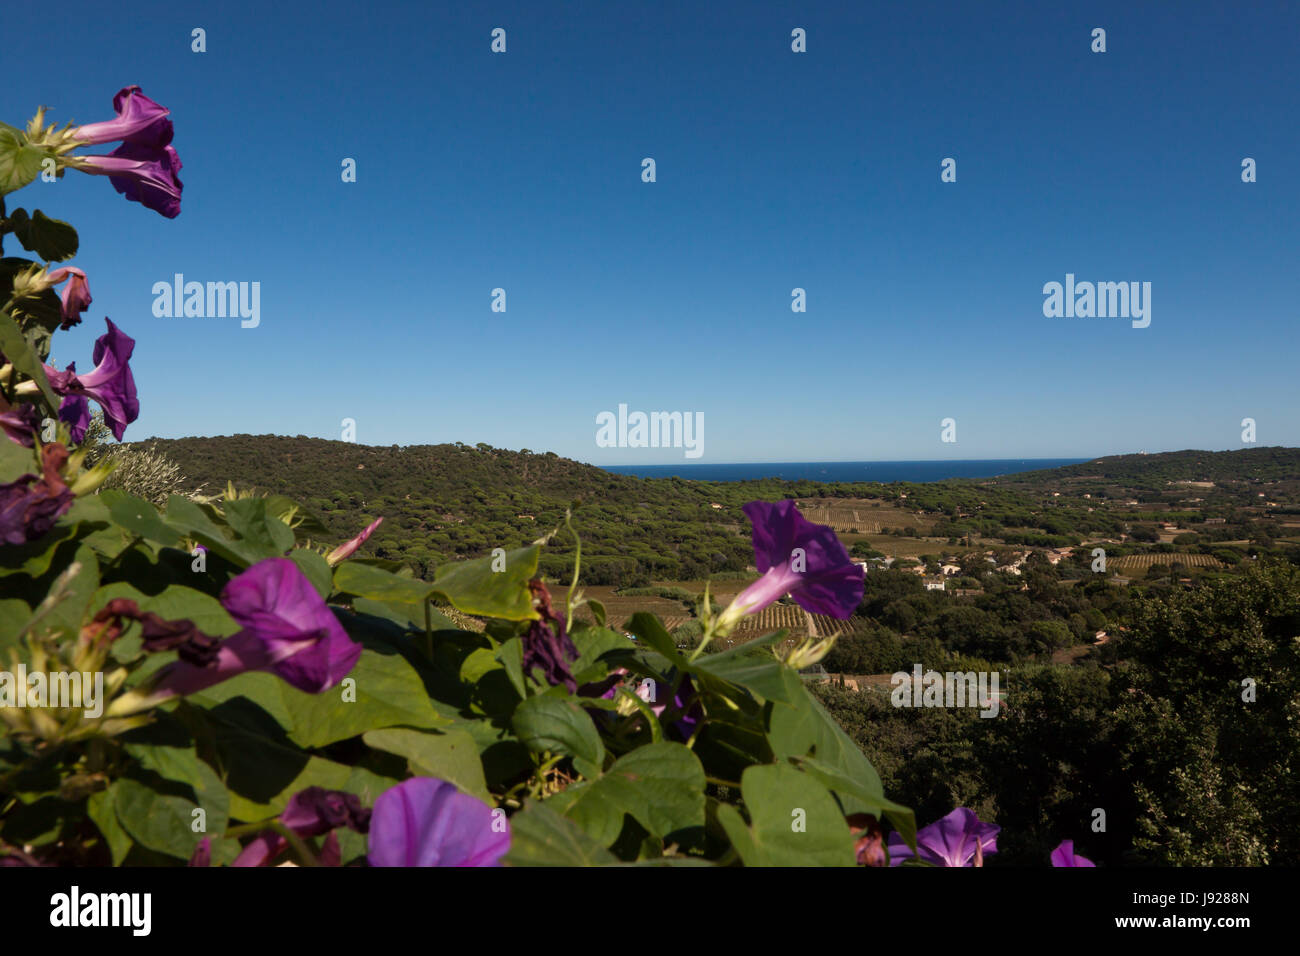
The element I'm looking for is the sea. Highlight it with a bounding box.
[601,459,1089,483]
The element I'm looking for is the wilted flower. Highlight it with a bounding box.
[0,443,73,545]
[71,86,174,150]
[109,558,362,713]
[325,516,383,565]
[43,318,139,442]
[0,402,41,448]
[522,579,579,692]
[233,787,371,867]
[1050,840,1095,867]
[847,813,888,867]
[46,267,92,330]
[716,500,864,633]
[368,778,510,867]
[887,807,999,867]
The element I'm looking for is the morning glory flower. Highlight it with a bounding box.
[42,318,139,442]
[0,444,73,545]
[71,142,183,219]
[887,807,1000,867]
[71,86,174,150]
[715,500,864,632]
[1050,840,1095,867]
[46,266,92,330]
[368,778,510,867]
[109,558,362,713]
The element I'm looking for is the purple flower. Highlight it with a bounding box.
[46,267,92,330]
[133,558,362,702]
[233,787,371,867]
[72,86,174,150]
[0,403,41,448]
[368,778,510,867]
[887,807,1000,867]
[523,579,579,692]
[0,444,73,545]
[1050,840,1095,867]
[75,142,183,219]
[46,318,139,442]
[718,500,864,630]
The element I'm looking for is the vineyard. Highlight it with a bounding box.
[1109,552,1227,572]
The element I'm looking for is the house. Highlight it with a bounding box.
[710,503,723,509]
[940,564,961,576]
[923,576,946,591]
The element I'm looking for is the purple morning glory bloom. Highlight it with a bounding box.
[46,266,92,330]
[46,318,139,442]
[1050,840,1095,867]
[233,787,371,867]
[368,778,510,867]
[523,579,579,692]
[72,86,174,150]
[139,558,362,701]
[887,807,1000,867]
[0,444,73,545]
[718,500,864,629]
[75,142,183,219]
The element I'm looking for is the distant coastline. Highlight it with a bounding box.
[601,459,1091,483]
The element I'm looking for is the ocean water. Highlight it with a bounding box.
[601,459,1089,483]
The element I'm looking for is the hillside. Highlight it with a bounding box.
[129,436,1300,584]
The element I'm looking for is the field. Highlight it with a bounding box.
[1109,553,1227,572]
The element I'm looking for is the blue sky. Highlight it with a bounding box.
[5,0,1297,464]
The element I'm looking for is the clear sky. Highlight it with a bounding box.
[5,0,1297,465]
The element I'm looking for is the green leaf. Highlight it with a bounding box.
[362,728,490,802]
[793,755,916,849]
[112,775,213,861]
[504,801,619,866]
[494,636,527,700]
[276,648,450,748]
[431,544,539,620]
[288,548,332,599]
[768,679,890,815]
[727,762,856,866]
[86,786,133,866]
[122,741,230,840]
[0,308,59,408]
[625,612,688,666]
[101,490,182,548]
[177,694,399,821]
[560,742,706,846]
[162,496,258,567]
[9,209,78,261]
[511,693,605,769]
[0,126,47,194]
[222,497,295,558]
[692,635,798,703]
[333,561,432,605]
